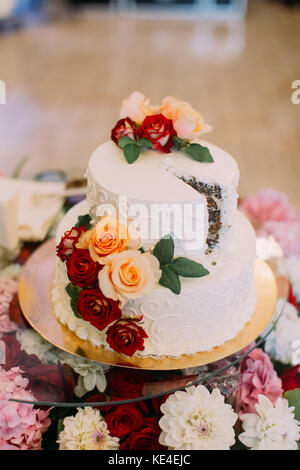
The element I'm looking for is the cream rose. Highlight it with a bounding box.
[120,91,156,124]
[160,96,212,140]
[76,216,140,263]
[98,250,161,307]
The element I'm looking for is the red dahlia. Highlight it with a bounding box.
[111,117,138,144]
[77,289,122,331]
[56,226,86,262]
[106,318,148,357]
[66,249,100,288]
[138,113,176,153]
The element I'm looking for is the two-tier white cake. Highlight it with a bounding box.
[52,93,256,361]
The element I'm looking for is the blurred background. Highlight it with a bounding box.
[0,0,299,206]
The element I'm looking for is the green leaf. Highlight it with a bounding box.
[75,214,92,230]
[118,136,134,148]
[170,257,209,278]
[173,135,188,150]
[283,389,300,422]
[153,235,175,266]
[65,283,81,318]
[136,137,153,148]
[139,247,145,253]
[65,283,79,298]
[123,143,140,164]
[184,143,214,163]
[70,298,81,317]
[159,266,181,295]
[57,418,65,438]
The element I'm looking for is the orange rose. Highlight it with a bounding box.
[98,250,161,307]
[76,216,140,264]
[160,96,212,140]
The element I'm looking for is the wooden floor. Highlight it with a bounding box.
[0,0,299,207]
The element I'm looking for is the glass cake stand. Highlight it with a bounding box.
[4,240,288,409]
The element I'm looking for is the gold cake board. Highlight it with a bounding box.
[18,239,280,370]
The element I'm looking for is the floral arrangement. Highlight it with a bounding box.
[111,91,214,164]
[56,213,209,357]
[1,187,300,451]
[0,367,51,450]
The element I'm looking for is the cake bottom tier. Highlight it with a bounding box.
[52,201,256,358]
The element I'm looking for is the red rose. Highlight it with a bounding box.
[120,421,165,450]
[105,403,144,439]
[111,117,138,144]
[280,365,300,392]
[56,226,86,262]
[106,318,148,357]
[66,249,100,288]
[25,363,75,403]
[288,286,298,310]
[9,295,29,329]
[108,367,156,399]
[138,114,176,153]
[77,289,122,331]
[1,333,21,370]
[1,331,47,371]
[14,243,38,265]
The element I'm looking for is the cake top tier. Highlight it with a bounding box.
[88,139,239,203]
[87,92,240,253]
[88,91,239,202]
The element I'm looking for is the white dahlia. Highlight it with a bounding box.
[159,385,238,450]
[57,407,119,450]
[0,263,22,280]
[16,329,58,364]
[59,352,109,398]
[239,394,300,450]
[264,299,300,364]
[285,256,300,302]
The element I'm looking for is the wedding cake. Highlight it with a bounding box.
[52,92,256,363]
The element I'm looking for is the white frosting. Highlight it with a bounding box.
[88,139,238,200]
[87,140,239,253]
[53,200,256,357]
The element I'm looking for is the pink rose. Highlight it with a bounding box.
[238,348,283,415]
[240,188,298,228]
[120,91,156,124]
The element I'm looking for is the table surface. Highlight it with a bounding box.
[0,0,299,207]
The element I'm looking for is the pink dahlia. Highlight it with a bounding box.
[0,279,17,316]
[263,218,300,257]
[238,348,283,415]
[0,367,51,450]
[240,189,297,228]
[0,315,17,333]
